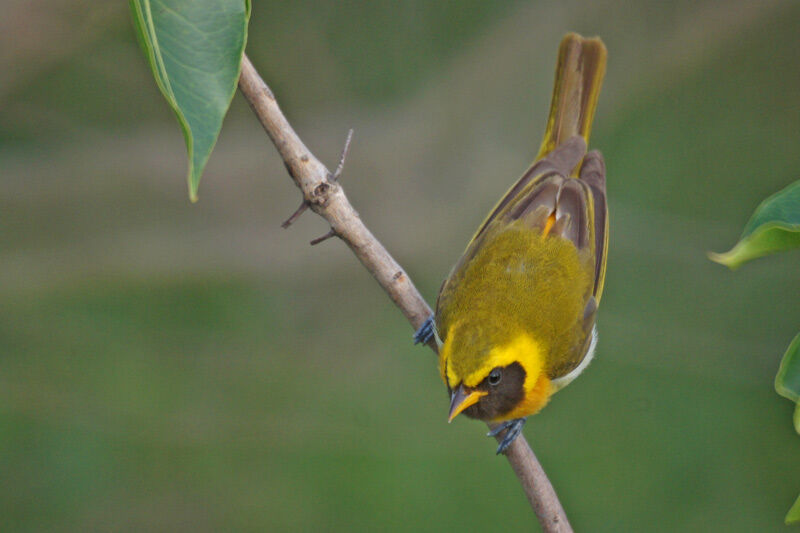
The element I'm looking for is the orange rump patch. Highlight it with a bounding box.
[542,213,557,237]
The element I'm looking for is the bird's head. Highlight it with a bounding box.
[440,330,552,422]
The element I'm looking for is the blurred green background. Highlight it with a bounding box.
[2,1,799,531]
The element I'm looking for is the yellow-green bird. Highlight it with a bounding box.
[414,33,608,453]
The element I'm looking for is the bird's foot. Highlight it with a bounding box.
[413,316,435,345]
[488,418,527,455]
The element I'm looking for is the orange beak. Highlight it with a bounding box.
[448,384,486,423]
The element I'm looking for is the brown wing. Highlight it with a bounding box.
[469,136,587,246]
[578,150,608,300]
[441,136,589,284]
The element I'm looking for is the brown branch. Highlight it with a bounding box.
[238,53,573,533]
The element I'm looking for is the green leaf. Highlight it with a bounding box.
[794,403,800,435]
[776,333,800,435]
[776,333,800,404]
[130,0,250,201]
[709,180,800,269]
[787,493,800,525]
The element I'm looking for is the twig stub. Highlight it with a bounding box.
[333,129,354,181]
[309,229,336,246]
[281,201,309,229]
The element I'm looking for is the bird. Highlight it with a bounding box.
[414,33,608,454]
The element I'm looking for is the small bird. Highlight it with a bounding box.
[414,33,608,454]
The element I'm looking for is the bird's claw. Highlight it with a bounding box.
[413,316,435,345]
[488,418,527,454]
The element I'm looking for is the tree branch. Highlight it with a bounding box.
[238,53,573,533]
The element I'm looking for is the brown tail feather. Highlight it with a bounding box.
[537,33,607,169]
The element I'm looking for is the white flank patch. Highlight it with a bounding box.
[551,326,598,392]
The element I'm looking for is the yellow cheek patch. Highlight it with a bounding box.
[462,333,544,390]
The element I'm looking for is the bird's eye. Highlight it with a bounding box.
[488,367,502,386]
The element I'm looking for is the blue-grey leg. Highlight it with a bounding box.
[487,418,527,454]
[413,316,435,345]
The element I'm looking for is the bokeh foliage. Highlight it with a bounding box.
[709,173,800,525]
[1,1,799,531]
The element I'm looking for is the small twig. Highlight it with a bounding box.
[238,53,572,533]
[281,201,309,229]
[309,229,336,245]
[332,128,354,181]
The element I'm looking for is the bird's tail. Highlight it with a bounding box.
[537,33,607,171]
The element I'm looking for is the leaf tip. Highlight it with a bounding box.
[188,176,199,203]
[786,493,800,525]
[707,249,740,270]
